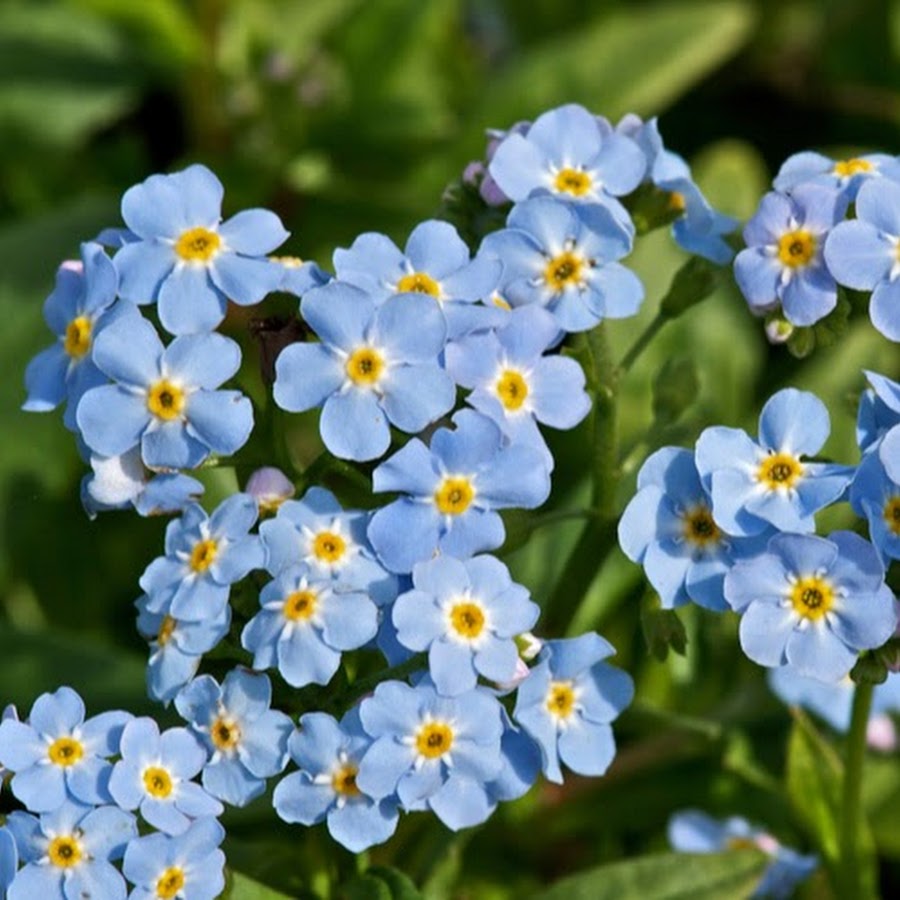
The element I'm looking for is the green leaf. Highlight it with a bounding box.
[225,871,298,900]
[478,1,755,124]
[339,875,393,900]
[365,867,423,900]
[532,850,769,900]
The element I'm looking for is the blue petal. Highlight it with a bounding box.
[142,421,209,469]
[273,771,333,825]
[279,627,341,687]
[23,344,68,412]
[164,332,240,388]
[91,313,161,386]
[869,277,900,341]
[529,355,591,428]
[429,639,477,695]
[368,501,441,574]
[371,292,446,362]
[824,220,892,290]
[855,176,900,235]
[733,249,780,310]
[785,624,858,682]
[759,389,830,456]
[391,590,445,650]
[321,592,378,650]
[77,387,149,457]
[405,220,470,278]
[739,603,795,667]
[781,267,836,326]
[381,365,455,433]
[301,282,372,350]
[527,104,601,168]
[115,241,174,305]
[320,389,390,461]
[157,267,226,335]
[371,438,438,495]
[429,775,495,830]
[558,719,616,776]
[356,737,414,799]
[186,391,254,455]
[488,134,548,201]
[273,342,344,412]
[209,254,283,306]
[328,798,399,852]
[218,208,289,255]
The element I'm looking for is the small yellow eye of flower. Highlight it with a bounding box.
[883,497,900,536]
[270,255,303,267]
[345,347,384,386]
[48,835,82,868]
[283,589,318,621]
[175,227,221,263]
[776,230,816,268]
[64,316,92,358]
[726,836,758,851]
[668,191,687,212]
[544,251,584,291]
[545,681,576,720]
[491,292,511,311]
[495,369,528,411]
[682,505,721,548]
[757,452,803,490]
[189,538,218,573]
[833,158,873,178]
[554,167,592,197]
[331,763,362,797]
[449,601,486,640]
[434,476,475,515]
[143,766,174,798]
[790,575,835,621]
[313,531,346,563]
[48,736,84,767]
[147,380,186,421]
[156,866,186,899]
[157,615,177,646]
[397,271,441,297]
[210,716,241,752]
[415,722,454,759]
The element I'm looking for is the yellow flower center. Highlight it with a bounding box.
[776,230,816,268]
[157,615,177,646]
[345,347,385,387]
[434,476,475,515]
[415,722,454,759]
[544,251,584,291]
[283,589,318,621]
[156,866,186,899]
[495,369,529,411]
[757,452,804,490]
[48,736,84,767]
[554,167,592,197]
[64,315,92,358]
[790,575,835,621]
[668,191,687,212]
[883,497,900,536]
[449,601,486,640]
[48,835,82,868]
[331,763,362,797]
[189,538,218,573]
[174,227,221,263]
[491,293,512,311]
[143,765,174,798]
[396,271,441,297]
[832,158,873,178]
[682,505,722,548]
[546,680,576,720]
[147,379,186,421]
[210,716,241,752]
[312,531,346,563]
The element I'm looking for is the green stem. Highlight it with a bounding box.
[838,681,874,899]
[617,311,668,374]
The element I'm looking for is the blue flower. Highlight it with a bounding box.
[481,196,642,333]
[5,801,136,900]
[484,711,542,804]
[272,254,331,296]
[356,680,505,830]
[137,600,231,705]
[0,827,17,896]
[241,562,378,688]
[22,244,121,431]
[695,388,853,536]
[773,150,900,200]
[76,312,253,470]
[122,817,226,900]
[487,103,645,219]
[174,669,292,807]
[140,493,264,622]
[115,163,289,335]
[81,447,204,519]
[332,219,501,338]
[824,177,900,340]
[367,409,551,574]
[856,370,900,455]
[618,114,737,264]
[0,687,130,812]
[392,555,539,695]
[668,809,817,900]
[445,305,590,470]
[734,186,845,326]
[724,531,898,682]
[619,447,771,611]
[259,487,397,604]
[848,449,900,563]
[273,283,456,461]
[512,634,634,784]
[273,710,399,852]
[108,717,222,835]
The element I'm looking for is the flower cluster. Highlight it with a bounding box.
[0,687,226,900]
[620,386,899,683]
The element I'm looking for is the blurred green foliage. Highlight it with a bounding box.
[4,0,900,896]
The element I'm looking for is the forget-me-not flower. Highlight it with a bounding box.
[849,449,900,563]
[774,150,900,200]
[0,827,17,896]
[76,312,253,470]
[512,634,634,784]
[273,710,400,852]
[274,283,455,461]
[724,531,898,682]
[114,163,289,335]
[695,388,853,537]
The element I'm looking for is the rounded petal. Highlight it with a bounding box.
[157,268,226,336]
[739,603,796,667]
[218,208,289,255]
[320,389,390,462]
[273,342,344,412]
[186,391,254,456]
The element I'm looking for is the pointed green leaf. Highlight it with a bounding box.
[225,872,298,900]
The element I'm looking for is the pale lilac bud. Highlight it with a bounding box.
[866,714,898,752]
[246,466,295,515]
